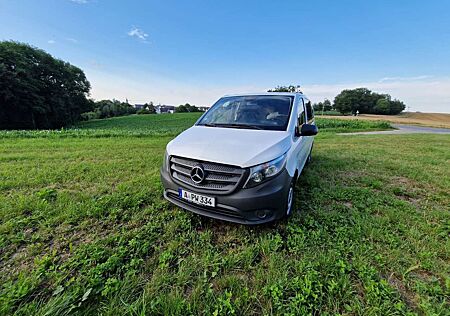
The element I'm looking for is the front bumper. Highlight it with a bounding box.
[160,167,292,224]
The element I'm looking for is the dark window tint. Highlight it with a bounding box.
[305,100,314,121]
[298,106,306,126]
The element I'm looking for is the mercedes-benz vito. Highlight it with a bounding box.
[160,92,318,224]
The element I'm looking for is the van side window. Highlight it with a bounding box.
[305,100,314,122]
[298,100,306,127]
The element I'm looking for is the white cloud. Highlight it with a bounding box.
[127,27,149,42]
[65,37,78,43]
[84,68,450,113]
[70,0,89,4]
[47,40,56,44]
[378,75,432,83]
[85,69,258,106]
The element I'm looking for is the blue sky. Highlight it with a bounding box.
[1,0,450,112]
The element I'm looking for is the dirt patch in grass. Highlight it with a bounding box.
[410,270,435,282]
[386,273,419,310]
[343,201,353,208]
[388,176,424,206]
[394,194,422,207]
[2,245,33,280]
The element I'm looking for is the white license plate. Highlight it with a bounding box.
[179,189,215,207]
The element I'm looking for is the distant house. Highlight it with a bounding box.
[198,106,210,112]
[134,104,146,110]
[156,105,175,114]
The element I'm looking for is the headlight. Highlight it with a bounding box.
[244,154,287,188]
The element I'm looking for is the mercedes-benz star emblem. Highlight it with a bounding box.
[190,164,205,184]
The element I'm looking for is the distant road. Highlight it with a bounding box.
[339,124,450,135]
[321,112,450,129]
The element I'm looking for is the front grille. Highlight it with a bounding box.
[169,156,246,193]
[167,191,245,220]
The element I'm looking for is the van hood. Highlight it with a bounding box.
[166,126,291,168]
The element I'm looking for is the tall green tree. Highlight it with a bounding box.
[0,41,91,129]
[334,88,405,115]
[146,101,156,114]
[268,85,297,92]
[175,103,200,113]
[388,100,406,115]
[313,99,333,112]
[374,98,390,114]
[333,90,355,114]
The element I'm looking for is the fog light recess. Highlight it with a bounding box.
[256,210,272,219]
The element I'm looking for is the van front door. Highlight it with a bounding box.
[303,98,315,157]
[295,98,309,172]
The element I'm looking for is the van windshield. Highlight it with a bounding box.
[197,95,294,131]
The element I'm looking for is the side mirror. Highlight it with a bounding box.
[297,124,318,136]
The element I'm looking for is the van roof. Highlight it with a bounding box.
[222,92,305,97]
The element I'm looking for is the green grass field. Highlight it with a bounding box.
[0,114,449,315]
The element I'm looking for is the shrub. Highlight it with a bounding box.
[81,111,100,121]
[136,109,151,115]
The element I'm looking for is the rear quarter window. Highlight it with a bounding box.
[305,100,314,122]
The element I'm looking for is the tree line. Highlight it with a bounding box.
[81,101,203,119]
[332,88,405,115]
[175,103,201,113]
[269,86,406,115]
[80,99,137,120]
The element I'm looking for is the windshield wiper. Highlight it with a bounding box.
[199,123,220,127]
[227,123,263,130]
[199,123,262,130]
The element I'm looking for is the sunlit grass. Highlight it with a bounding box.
[0,114,448,315]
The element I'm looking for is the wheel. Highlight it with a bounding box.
[285,178,296,217]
